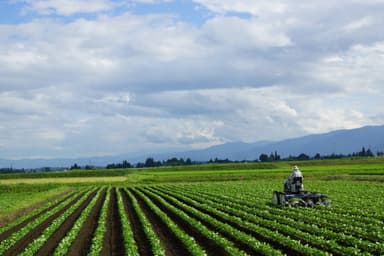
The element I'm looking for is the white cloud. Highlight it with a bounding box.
[0,46,48,71]
[298,103,371,134]
[143,118,224,146]
[0,91,50,115]
[312,41,384,93]
[1,1,384,159]
[193,0,287,16]
[0,12,292,94]
[202,16,291,48]
[37,128,65,141]
[343,16,375,31]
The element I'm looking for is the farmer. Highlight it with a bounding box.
[284,165,304,193]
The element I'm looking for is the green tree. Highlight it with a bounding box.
[366,148,374,157]
[297,153,310,160]
[70,163,81,170]
[259,153,269,162]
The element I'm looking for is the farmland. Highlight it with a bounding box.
[0,158,384,255]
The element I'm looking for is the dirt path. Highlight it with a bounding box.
[101,188,125,256]
[66,189,106,256]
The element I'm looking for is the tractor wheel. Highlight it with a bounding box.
[272,191,280,206]
[288,198,301,207]
[322,199,332,206]
[299,199,307,207]
[306,200,315,208]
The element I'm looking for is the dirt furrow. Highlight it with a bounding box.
[35,191,97,256]
[2,192,85,256]
[101,188,125,256]
[120,188,153,256]
[137,188,229,256]
[150,187,301,256]
[130,188,191,256]
[66,189,106,256]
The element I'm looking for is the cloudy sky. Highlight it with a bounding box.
[0,0,383,159]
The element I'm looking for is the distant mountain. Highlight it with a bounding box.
[1,125,383,169]
[242,125,384,159]
[178,125,384,161]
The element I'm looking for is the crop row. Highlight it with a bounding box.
[152,186,377,255]
[0,182,382,256]
[167,181,384,238]
[0,188,91,255]
[156,182,384,255]
[159,184,382,249]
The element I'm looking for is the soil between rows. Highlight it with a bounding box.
[2,192,85,256]
[0,190,75,242]
[101,188,125,256]
[137,188,230,256]
[182,198,339,256]
[35,190,97,256]
[66,188,106,256]
[120,188,153,256]
[152,187,302,256]
[130,188,191,256]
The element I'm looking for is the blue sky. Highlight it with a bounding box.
[0,0,384,159]
[0,0,212,24]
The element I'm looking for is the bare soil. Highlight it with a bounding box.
[130,188,191,256]
[151,187,302,256]
[137,187,229,256]
[120,188,153,256]
[35,191,97,256]
[66,189,106,256]
[101,188,125,256]
[2,192,84,256]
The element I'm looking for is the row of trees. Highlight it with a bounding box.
[258,147,378,162]
[89,147,384,168]
[2,146,381,173]
[106,157,194,169]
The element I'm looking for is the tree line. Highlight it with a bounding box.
[258,147,379,162]
[104,157,194,169]
[101,146,382,168]
[2,146,383,173]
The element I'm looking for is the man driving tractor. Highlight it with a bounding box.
[284,165,304,193]
[273,165,330,207]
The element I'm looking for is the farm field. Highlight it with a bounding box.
[0,159,384,255]
[0,184,73,227]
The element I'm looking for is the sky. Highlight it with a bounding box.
[0,0,383,160]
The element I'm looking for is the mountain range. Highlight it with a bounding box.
[1,125,383,169]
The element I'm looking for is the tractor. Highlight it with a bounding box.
[272,166,331,207]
